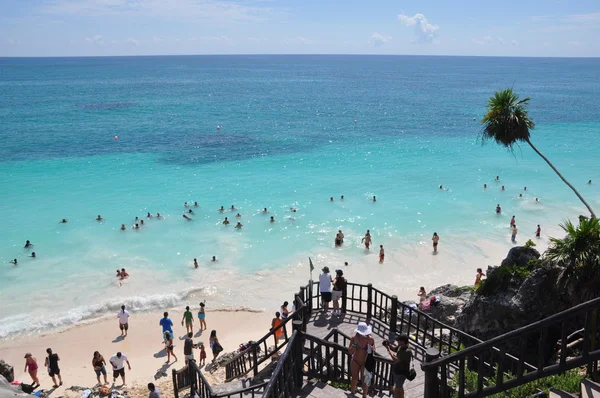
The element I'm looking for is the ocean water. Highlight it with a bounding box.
[0,55,599,339]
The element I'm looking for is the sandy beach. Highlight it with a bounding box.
[0,310,273,397]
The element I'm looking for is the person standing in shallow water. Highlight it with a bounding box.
[379,245,385,263]
[432,233,439,253]
[510,216,516,228]
[335,230,344,247]
[511,225,518,243]
[361,230,372,249]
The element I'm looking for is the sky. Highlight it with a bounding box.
[0,0,599,57]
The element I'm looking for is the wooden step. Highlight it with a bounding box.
[549,388,577,398]
[582,379,600,398]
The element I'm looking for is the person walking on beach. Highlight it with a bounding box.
[198,302,207,330]
[92,351,108,385]
[536,224,541,238]
[332,269,347,316]
[475,268,486,286]
[44,348,62,388]
[510,216,516,228]
[361,230,372,249]
[348,322,375,398]
[183,332,197,365]
[432,233,439,253]
[271,312,284,347]
[386,334,413,398]
[511,225,518,243]
[319,266,333,314]
[209,330,223,363]
[24,353,40,389]
[117,305,130,337]
[379,245,385,263]
[109,352,131,386]
[181,306,194,334]
[159,312,174,345]
[148,382,161,398]
[164,332,178,364]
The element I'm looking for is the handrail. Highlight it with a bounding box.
[261,331,301,398]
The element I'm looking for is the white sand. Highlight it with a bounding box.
[0,310,273,398]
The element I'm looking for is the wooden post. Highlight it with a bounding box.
[308,281,314,313]
[333,327,339,345]
[299,286,306,306]
[293,321,304,388]
[252,343,259,377]
[390,295,398,334]
[423,347,441,398]
[172,369,179,398]
[367,283,373,320]
[342,284,347,313]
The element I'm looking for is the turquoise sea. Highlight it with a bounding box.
[0,55,599,338]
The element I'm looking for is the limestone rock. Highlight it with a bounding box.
[0,375,28,397]
[0,360,14,383]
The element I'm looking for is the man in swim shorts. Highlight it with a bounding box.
[361,230,372,249]
[181,306,194,334]
[159,312,174,344]
[319,267,333,314]
[117,305,130,337]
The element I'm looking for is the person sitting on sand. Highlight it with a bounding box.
[24,240,33,248]
[223,217,230,225]
[30,252,36,258]
[194,258,198,269]
[496,204,501,214]
[96,215,104,221]
[183,214,194,221]
[270,216,275,223]
[10,258,17,265]
[60,219,68,223]
[235,222,243,229]
[418,287,427,302]
[236,213,242,218]
[475,268,486,286]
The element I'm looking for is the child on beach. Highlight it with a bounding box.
[198,302,207,330]
[199,344,207,366]
[379,245,384,263]
[182,306,194,334]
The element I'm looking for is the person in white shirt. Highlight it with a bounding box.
[109,352,131,386]
[117,305,130,337]
[319,267,333,314]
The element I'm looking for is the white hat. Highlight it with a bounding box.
[355,322,372,336]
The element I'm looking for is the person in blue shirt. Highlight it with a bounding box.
[159,312,174,344]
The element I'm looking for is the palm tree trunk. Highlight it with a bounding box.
[526,138,596,219]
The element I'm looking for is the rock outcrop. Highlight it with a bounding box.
[425,284,474,327]
[0,375,28,397]
[0,360,14,383]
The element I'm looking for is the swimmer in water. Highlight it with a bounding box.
[230,205,236,211]
[535,198,540,203]
[194,259,198,269]
[223,217,230,225]
[373,196,377,202]
[133,223,140,229]
[10,258,17,265]
[24,240,33,249]
[219,206,225,212]
[156,213,162,218]
[536,224,541,238]
[184,202,190,207]
[183,214,194,221]
[495,176,500,181]
[236,213,242,218]
[116,270,121,278]
[501,185,505,191]
[120,268,129,279]
[330,197,334,202]
[524,187,527,191]
[147,212,153,218]
[121,224,127,230]
[187,209,194,214]
[510,216,515,228]
[483,184,487,189]
[212,256,217,262]
[432,233,439,253]
[60,219,68,223]
[588,180,592,184]
[96,215,104,221]
[341,195,344,200]
[344,262,349,266]
[379,245,384,263]
[361,230,372,249]
[235,222,243,229]
[334,230,344,247]
[262,208,268,213]
[439,185,443,190]
[270,216,275,223]
[30,252,36,258]
[519,193,523,198]
[496,204,501,214]
[194,202,199,207]
[140,220,145,226]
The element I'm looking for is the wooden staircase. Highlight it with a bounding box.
[550,378,600,398]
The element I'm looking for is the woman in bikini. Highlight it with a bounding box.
[24,353,40,388]
[348,322,375,398]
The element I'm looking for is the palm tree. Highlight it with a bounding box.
[481,89,595,218]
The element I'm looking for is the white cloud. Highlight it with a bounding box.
[85,35,105,45]
[370,32,391,47]
[397,13,439,43]
[126,37,139,45]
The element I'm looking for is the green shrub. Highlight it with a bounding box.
[477,264,532,296]
[524,239,537,248]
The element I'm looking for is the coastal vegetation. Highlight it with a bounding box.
[481,88,596,218]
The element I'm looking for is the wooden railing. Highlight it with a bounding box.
[421,297,600,398]
[224,292,308,381]
[262,327,304,398]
